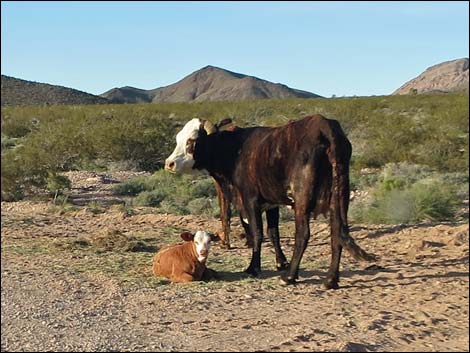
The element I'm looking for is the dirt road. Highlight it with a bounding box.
[1,172,468,352]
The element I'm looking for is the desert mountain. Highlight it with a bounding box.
[101,65,321,103]
[393,58,469,95]
[99,86,153,104]
[1,75,109,106]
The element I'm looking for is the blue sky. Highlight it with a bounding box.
[1,1,469,97]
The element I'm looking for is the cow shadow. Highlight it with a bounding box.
[213,256,469,289]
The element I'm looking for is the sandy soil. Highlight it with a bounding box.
[1,172,469,352]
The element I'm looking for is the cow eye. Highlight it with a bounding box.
[186,138,195,154]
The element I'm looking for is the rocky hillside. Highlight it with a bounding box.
[1,75,109,106]
[100,86,153,104]
[101,65,321,103]
[393,58,469,95]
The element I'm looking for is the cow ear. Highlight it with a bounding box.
[180,232,194,242]
[217,118,232,128]
[204,120,217,135]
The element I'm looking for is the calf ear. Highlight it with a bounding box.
[180,232,194,242]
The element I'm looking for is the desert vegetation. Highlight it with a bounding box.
[1,93,469,223]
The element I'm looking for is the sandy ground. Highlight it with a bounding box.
[1,172,469,352]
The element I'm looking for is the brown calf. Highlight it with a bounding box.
[153,231,217,283]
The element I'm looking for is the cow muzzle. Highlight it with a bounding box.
[165,158,176,173]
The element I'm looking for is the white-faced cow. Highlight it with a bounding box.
[165,115,375,289]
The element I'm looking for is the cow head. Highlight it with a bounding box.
[165,118,217,174]
[180,230,214,262]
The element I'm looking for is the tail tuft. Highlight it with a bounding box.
[339,234,377,262]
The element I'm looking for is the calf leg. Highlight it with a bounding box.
[281,210,310,285]
[171,272,195,283]
[201,267,218,281]
[266,208,288,271]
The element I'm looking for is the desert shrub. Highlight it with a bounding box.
[409,180,460,222]
[350,166,462,224]
[113,177,148,196]
[378,162,433,190]
[46,173,72,196]
[349,169,380,191]
[134,190,167,207]
[157,199,189,215]
[1,135,21,150]
[86,201,106,215]
[1,151,26,201]
[186,197,216,216]
[189,178,218,198]
[47,195,78,214]
[110,203,136,217]
[112,169,219,215]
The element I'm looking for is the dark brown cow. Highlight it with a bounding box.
[165,115,375,289]
[211,119,273,251]
[205,119,286,269]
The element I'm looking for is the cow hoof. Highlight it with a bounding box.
[280,275,296,285]
[276,262,290,271]
[244,267,260,277]
[222,243,231,250]
[323,279,339,290]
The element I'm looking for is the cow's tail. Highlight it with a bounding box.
[321,119,376,262]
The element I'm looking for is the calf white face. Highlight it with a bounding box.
[193,230,212,262]
[165,118,202,174]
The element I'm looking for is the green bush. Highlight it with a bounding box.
[111,169,219,215]
[409,180,459,222]
[350,175,461,224]
[134,190,166,207]
[186,197,216,216]
[189,178,217,198]
[113,177,148,196]
[157,199,189,215]
[46,173,72,196]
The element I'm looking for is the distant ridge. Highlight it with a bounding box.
[1,75,109,106]
[101,65,322,103]
[393,58,469,95]
[100,86,153,104]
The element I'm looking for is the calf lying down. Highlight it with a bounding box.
[153,231,217,283]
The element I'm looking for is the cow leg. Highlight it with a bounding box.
[266,207,288,271]
[240,214,254,248]
[215,181,231,249]
[324,212,344,289]
[280,209,310,285]
[244,202,263,277]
